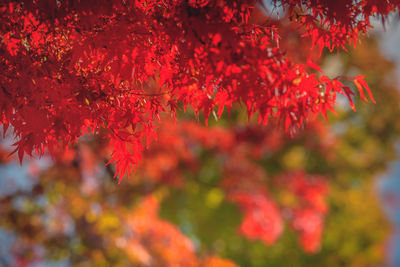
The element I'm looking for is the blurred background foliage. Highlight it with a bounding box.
[1,12,400,267]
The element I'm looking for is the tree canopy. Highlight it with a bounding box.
[1,0,392,179]
[1,1,400,266]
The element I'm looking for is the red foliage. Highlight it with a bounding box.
[277,171,329,252]
[230,190,284,245]
[0,2,397,261]
[0,0,388,178]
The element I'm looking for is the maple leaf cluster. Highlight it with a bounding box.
[0,0,390,178]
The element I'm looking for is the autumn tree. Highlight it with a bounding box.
[1,1,400,266]
[1,0,391,179]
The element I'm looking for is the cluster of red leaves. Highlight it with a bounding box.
[274,0,400,54]
[0,0,385,178]
[131,119,333,252]
[276,171,329,252]
[223,160,328,253]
